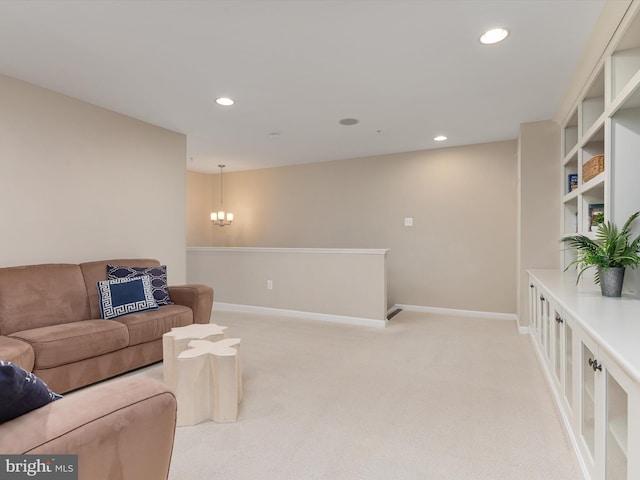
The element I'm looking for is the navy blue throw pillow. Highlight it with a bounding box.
[97,275,158,319]
[107,264,173,305]
[0,361,62,424]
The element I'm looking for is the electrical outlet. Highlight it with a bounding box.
[267,280,273,290]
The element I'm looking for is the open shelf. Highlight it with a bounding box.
[563,189,579,203]
[559,1,640,274]
[564,151,579,195]
[582,172,606,194]
[610,106,640,226]
[582,68,605,136]
[563,109,579,157]
[610,69,640,114]
[581,117,605,148]
[611,9,640,104]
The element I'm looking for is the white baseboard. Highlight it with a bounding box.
[389,303,527,333]
[213,302,387,328]
[391,303,518,321]
[213,302,523,332]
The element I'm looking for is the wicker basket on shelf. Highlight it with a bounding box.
[583,154,604,183]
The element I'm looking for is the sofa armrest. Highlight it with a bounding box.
[0,377,177,480]
[0,335,35,371]
[169,284,213,324]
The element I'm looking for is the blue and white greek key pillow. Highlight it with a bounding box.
[97,275,158,320]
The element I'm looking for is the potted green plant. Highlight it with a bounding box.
[592,211,605,229]
[561,211,640,297]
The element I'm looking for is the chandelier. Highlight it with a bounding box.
[210,164,233,227]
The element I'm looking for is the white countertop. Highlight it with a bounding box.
[529,269,640,384]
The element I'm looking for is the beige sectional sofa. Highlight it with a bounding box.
[0,376,178,480]
[0,258,210,479]
[0,258,213,393]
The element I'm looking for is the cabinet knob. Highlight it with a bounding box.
[588,358,602,372]
[540,294,545,301]
[530,284,534,288]
[555,314,563,324]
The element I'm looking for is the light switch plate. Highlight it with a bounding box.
[404,217,413,227]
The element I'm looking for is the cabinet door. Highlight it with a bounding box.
[605,366,628,479]
[599,350,640,480]
[576,331,638,480]
[528,281,538,336]
[539,292,551,363]
[550,299,563,389]
[555,309,576,418]
[563,313,574,415]
[578,332,599,479]
[535,285,550,352]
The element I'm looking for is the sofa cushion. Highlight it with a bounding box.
[0,264,91,335]
[0,336,35,371]
[107,264,173,306]
[80,259,161,319]
[0,361,61,424]
[97,276,158,320]
[114,305,192,346]
[9,320,129,369]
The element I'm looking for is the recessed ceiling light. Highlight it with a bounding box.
[480,27,509,45]
[339,118,359,126]
[215,97,235,106]
[434,135,448,141]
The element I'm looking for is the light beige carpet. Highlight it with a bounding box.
[137,310,582,480]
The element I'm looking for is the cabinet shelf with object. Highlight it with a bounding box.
[564,150,579,199]
[560,71,607,247]
[558,4,640,263]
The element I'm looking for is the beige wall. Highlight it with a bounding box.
[0,74,188,283]
[517,120,561,327]
[188,140,518,314]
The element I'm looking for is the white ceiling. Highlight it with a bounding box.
[0,0,605,173]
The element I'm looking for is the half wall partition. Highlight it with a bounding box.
[187,247,389,327]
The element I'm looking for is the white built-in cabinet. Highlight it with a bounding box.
[528,270,640,480]
[529,280,575,415]
[530,4,640,478]
[561,2,640,270]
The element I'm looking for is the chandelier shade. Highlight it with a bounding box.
[210,164,233,227]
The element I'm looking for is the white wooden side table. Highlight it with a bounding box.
[175,338,242,425]
[162,323,227,389]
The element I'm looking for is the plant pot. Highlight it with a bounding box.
[598,266,625,297]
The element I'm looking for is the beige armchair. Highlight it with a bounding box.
[0,376,177,480]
